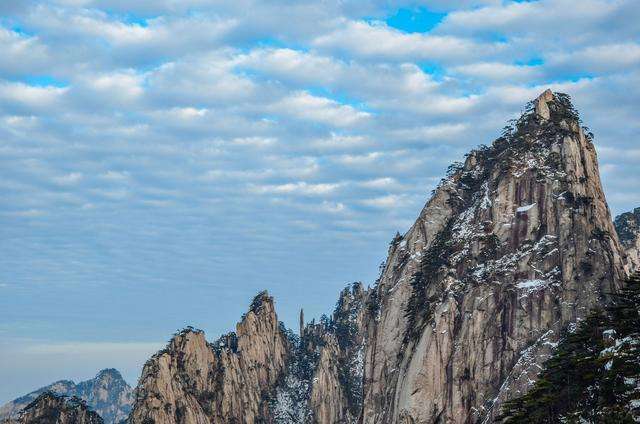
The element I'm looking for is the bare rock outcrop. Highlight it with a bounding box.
[128,292,288,424]
[125,90,631,424]
[307,284,368,423]
[270,283,369,423]
[3,392,103,424]
[360,90,627,423]
[615,207,640,271]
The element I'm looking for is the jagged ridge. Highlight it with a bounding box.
[3,392,104,424]
[0,369,133,424]
[126,90,635,424]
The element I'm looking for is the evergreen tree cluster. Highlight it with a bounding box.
[403,219,455,346]
[331,284,365,416]
[496,273,640,423]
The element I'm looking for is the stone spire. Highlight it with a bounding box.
[534,88,554,119]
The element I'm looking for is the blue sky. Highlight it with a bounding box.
[1,0,640,403]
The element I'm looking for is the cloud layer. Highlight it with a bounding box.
[1,0,639,401]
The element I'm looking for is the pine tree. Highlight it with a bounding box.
[496,272,640,423]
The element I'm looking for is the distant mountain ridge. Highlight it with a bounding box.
[0,369,132,424]
[1,392,103,424]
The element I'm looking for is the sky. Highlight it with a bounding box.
[1,0,639,404]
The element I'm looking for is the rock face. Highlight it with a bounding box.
[126,90,630,424]
[615,207,640,271]
[128,292,289,424]
[360,90,627,423]
[495,271,640,423]
[271,283,368,423]
[4,392,103,424]
[129,285,369,424]
[0,369,133,424]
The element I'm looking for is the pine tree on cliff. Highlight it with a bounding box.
[496,272,640,423]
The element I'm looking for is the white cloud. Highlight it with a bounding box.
[360,194,406,208]
[271,91,370,127]
[451,62,542,82]
[250,181,342,196]
[359,177,400,189]
[547,43,640,74]
[313,20,501,63]
[53,172,83,185]
[0,81,67,113]
[0,28,50,77]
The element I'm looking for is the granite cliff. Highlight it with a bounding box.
[123,90,634,423]
[360,89,627,423]
[128,286,369,424]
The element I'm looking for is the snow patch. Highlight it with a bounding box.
[516,279,547,289]
[517,203,536,213]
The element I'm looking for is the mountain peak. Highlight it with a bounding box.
[362,91,626,423]
[534,88,554,119]
[95,368,123,380]
[0,370,133,424]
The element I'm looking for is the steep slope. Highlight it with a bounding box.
[129,285,370,424]
[270,283,369,423]
[126,89,629,424]
[615,207,640,271]
[497,272,640,423]
[0,369,133,424]
[360,90,627,423]
[128,292,289,424]
[2,392,103,424]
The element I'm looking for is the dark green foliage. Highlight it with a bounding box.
[551,93,581,123]
[544,151,562,169]
[403,219,455,345]
[366,261,386,318]
[249,290,269,313]
[211,331,238,354]
[591,228,612,242]
[478,233,501,263]
[22,392,104,424]
[390,231,403,247]
[447,161,464,177]
[267,327,322,421]
[496,273,640,423]
[614,207,640,243]
[331,284,365,415]
[172,326,203,338]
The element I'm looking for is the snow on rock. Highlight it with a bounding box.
[516,279,547,289]
[517,203,536,213]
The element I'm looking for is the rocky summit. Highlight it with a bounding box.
[11,90,638,424]
[123,90,638,423]
[0,369,133,424]
[361,89,629,423]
